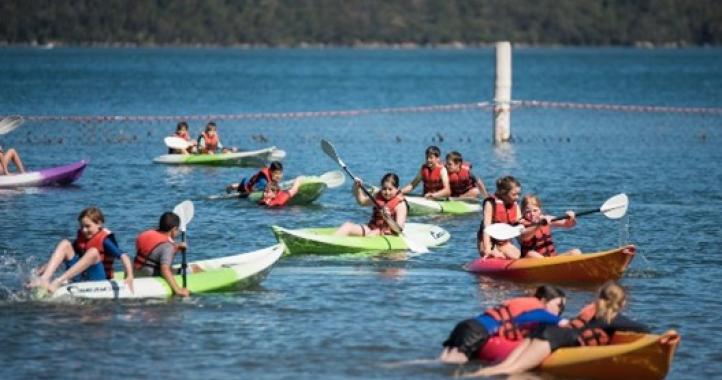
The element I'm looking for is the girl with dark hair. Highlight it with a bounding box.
[334,172,408,236]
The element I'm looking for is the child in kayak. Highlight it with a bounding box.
[226,161,284,195]
[197,122,231,154]
[465,281,654,377]
[445,151,488,198]
[440,285,567,364]
[477,176,522,259]
[168,121,195,154]
[334,172,408,236]
[400,145,451,199]
[133,211,190,297]
[259,177,302,208]
[30,207,134,293]
[0,146,26,175]
[519,194,581,258]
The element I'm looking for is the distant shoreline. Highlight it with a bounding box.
[0,40,712,50]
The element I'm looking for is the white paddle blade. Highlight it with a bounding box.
[600,193,629,219]
[269,148,286,161]
[164,136,191,150]
[320,139,345,167]
[0,117,24,135]
[485,223,523,240]
[172,200,195,231]
[402,232,430,254]
[319,170,345,188]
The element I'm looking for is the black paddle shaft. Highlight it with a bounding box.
[550,207,599,222]
[181,231,187,288]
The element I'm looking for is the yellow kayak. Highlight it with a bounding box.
[540,330,681,380]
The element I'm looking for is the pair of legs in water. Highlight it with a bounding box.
[0,148,25,175]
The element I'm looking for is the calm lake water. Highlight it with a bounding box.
[1,47,721,379]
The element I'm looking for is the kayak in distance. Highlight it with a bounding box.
[0,160,87,189]
[153,147,286,167]
[37,244,283,300]
[272,223,450,256]
[212,171,345,206]
[464,245,636,284]
[406,195,482,216]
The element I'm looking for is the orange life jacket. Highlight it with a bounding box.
[448,163,473,197]
[569,304,611,346]
[134,229,175,271]
[201,131,219,153]
[478,196,520,243]
[520,221,557,257]
[244,167,272,192]
[73,228,115,279]
[260,189,291,208]
[421,164,444,194]
[176,130,190,141]
[368,193,405,234]
[484,297,547,340]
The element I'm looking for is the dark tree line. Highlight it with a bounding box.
[1,0,720,46]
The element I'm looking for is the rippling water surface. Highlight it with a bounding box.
[1,47,721,379]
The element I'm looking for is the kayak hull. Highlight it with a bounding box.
[153,147,286,167]
[0,160,87,188]
[406,196,481,215]
[272,223,450,255]
[45,244,283,299]
[540,331,680,380]
[464,245,636,284]
[247,179,328,205]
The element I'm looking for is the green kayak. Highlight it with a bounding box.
[272,222,450,255]
[153,146,286,167]
[406,196,482,215]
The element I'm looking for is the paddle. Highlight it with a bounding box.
[484,193,630,240]
[165,136,192,150]
[0,117,23,135]
[172,200,195,288]
[320,139,429,254]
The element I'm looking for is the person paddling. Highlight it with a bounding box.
[0,146,26,175]
[133,211,191,297]
[400,145,451,199]
[445,151,488,198]
[227,160,284,195]
[30,207,134,293]
[334,173,408,237]
[477,176,523,259]
[464,281,653,377]
[440,285,567,364]
[519,194,581,258]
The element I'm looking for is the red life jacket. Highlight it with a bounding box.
[484,297,547,340]
[260,189,291,208]
[569,304,611,346]
[134,229,175,271]
[448,163,473,197]
[520,221,557,257]
[73,228,115,279]
[421,164,444,194]
[176,131,190,141]
[244,168,272,193]
[201,131,219,153]
[478,196,520,242]
[368,193,405,234]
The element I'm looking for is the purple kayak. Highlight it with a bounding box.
[0,160,87,188]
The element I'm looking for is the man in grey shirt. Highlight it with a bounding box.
[134,212,189,297]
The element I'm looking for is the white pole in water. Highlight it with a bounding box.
[493,41,512,144]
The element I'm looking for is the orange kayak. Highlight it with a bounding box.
[464,245,636,284]
[540,330,681,380]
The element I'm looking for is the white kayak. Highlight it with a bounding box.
[43,244,284,300]
[153,147,286,167]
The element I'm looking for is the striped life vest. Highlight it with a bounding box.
[484,297,547,340]
[421,164,444,194]
[73,228,115,279]
[448,163,473,197]
[569,304,611,346]
[368,193,405,234]
[520,223,557,257]
[134,229,175,271]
